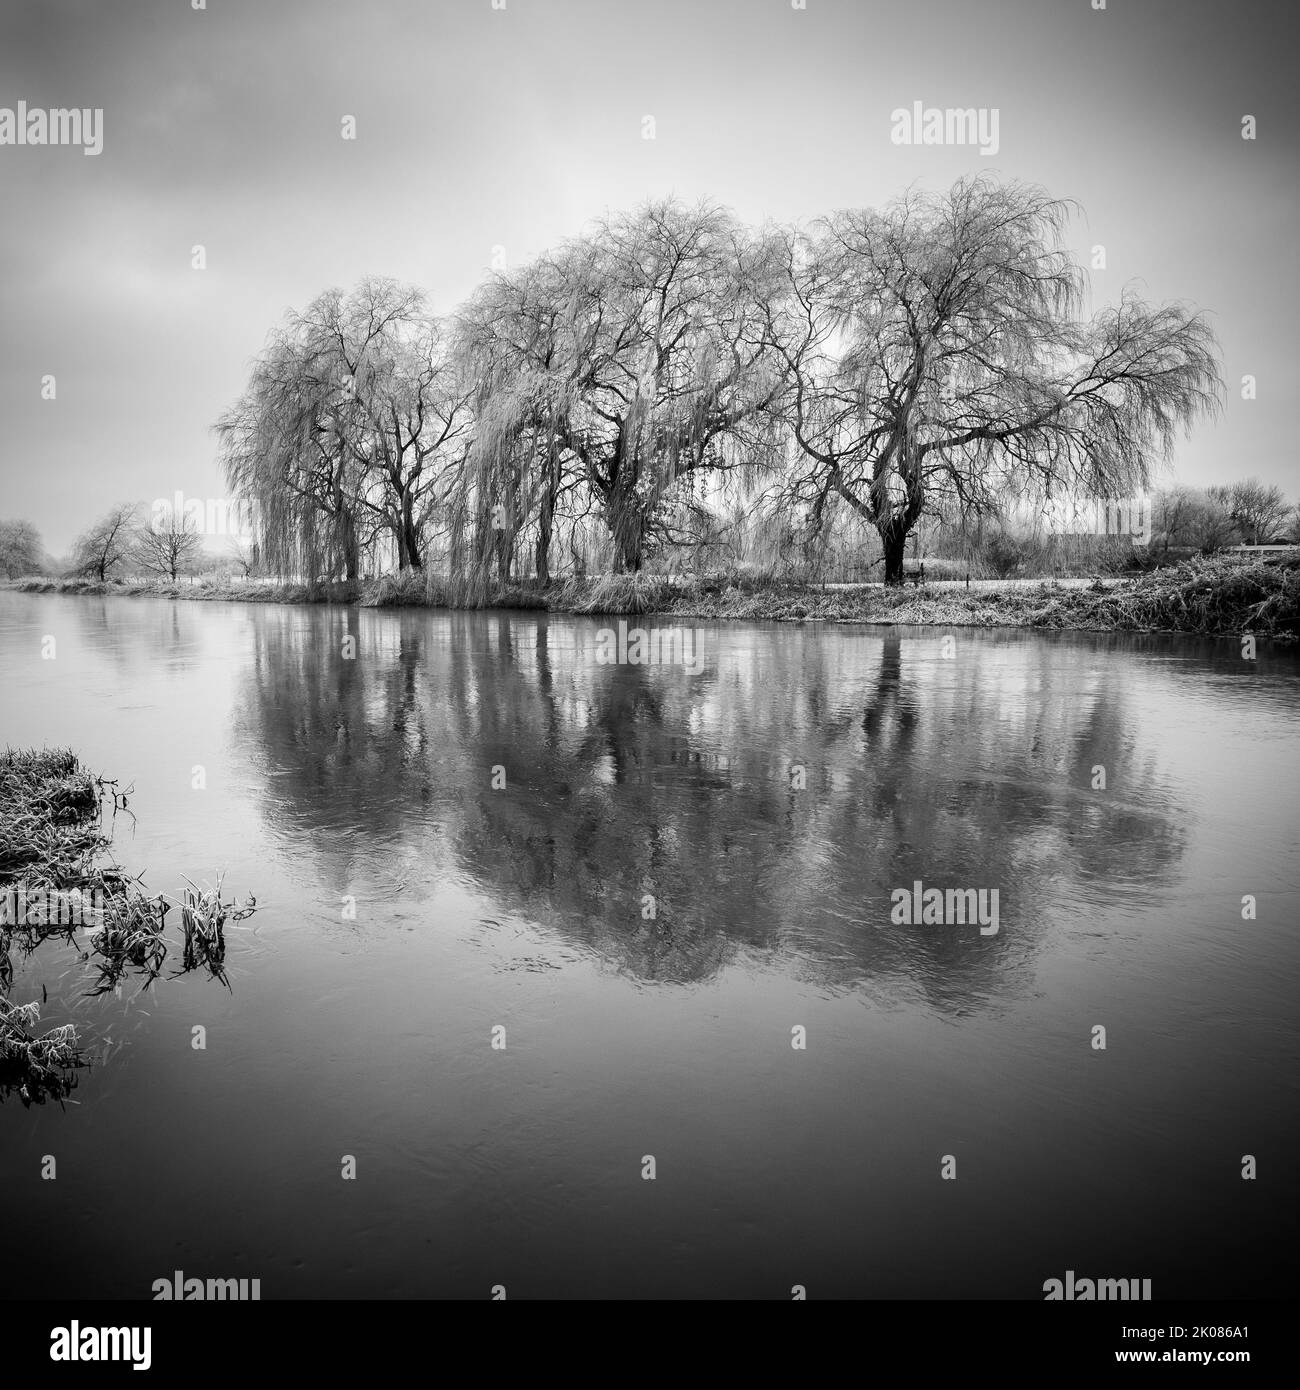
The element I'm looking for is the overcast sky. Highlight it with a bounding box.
[1,0,1295,555]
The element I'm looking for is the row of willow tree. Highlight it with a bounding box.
[216,175,1223,588]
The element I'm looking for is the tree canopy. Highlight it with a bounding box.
[72,503,140,582]
[0,519,45,579]
[760,177,1222,580]
[217,179,1224,586]
[217,278,473,580]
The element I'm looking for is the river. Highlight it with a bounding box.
[1,592,1297,1298]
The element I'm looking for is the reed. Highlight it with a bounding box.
[555,572,677,616]
[0,746,258,1102]
[0,997,83,1106]
[360,570,428,607]
[178,874,256,987]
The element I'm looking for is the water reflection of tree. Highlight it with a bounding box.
[233,609,1188,1000]
[62,595,206,676]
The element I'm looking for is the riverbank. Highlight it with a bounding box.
[8,555,1299,638]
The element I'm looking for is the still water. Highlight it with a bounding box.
[1,592,1297,1298]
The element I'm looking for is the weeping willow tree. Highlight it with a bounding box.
[457,372,570,589]
[762,175,1223,584]
[217,279,472,581]
[323,281,474,572]
[442,354,565,598]
[216,331,367,583]
[456,199,790,578]
[450,247,591,594]
[215,179,1224,593]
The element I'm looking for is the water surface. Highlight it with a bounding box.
[1,592,1296,1298]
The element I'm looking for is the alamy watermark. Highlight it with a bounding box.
[890,102,999,157]
[1,102,102,156]
[594,620,704,675]
[49,1323,150,1370]
[151,1270,261,1300]
[1044,1270,1152,1301]
[1043,495,1151,545]
[151,492,260,538]
[890,879,1000,935]
[1,885,106,929]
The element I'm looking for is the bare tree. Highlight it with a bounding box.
[230,535,261,578]
[1153,487,1198,557]
[1207,477,1291,544]
[1152,486,1237,555]
[135,510,204,580]
[72,503,140,581]
[762,176,1223,583]
[0,519,46,578]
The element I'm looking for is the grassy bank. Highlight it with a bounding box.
[660,557,1300,638]
[0,747,255,1105]
[12,574,360,604]
[8,555,1298,637]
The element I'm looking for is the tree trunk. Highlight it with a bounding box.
[535,432,559,587]
[612,524,643,573]
[535,499,553,587]
[607,424,645,574]
[875,434,925,586]
[881,522,909,586]
[494,523,513,582]
[333,484,360,581]
[398,491,422,571]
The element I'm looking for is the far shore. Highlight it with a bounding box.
[6,555,1298,640]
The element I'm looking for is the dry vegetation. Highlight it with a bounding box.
[13,575,358,604]
[0,747,255,1106]
[657,557,1300,637]
[8,555,1297,637]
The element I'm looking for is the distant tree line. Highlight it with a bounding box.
[919,477,1298,580]
[0,503,205,583]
